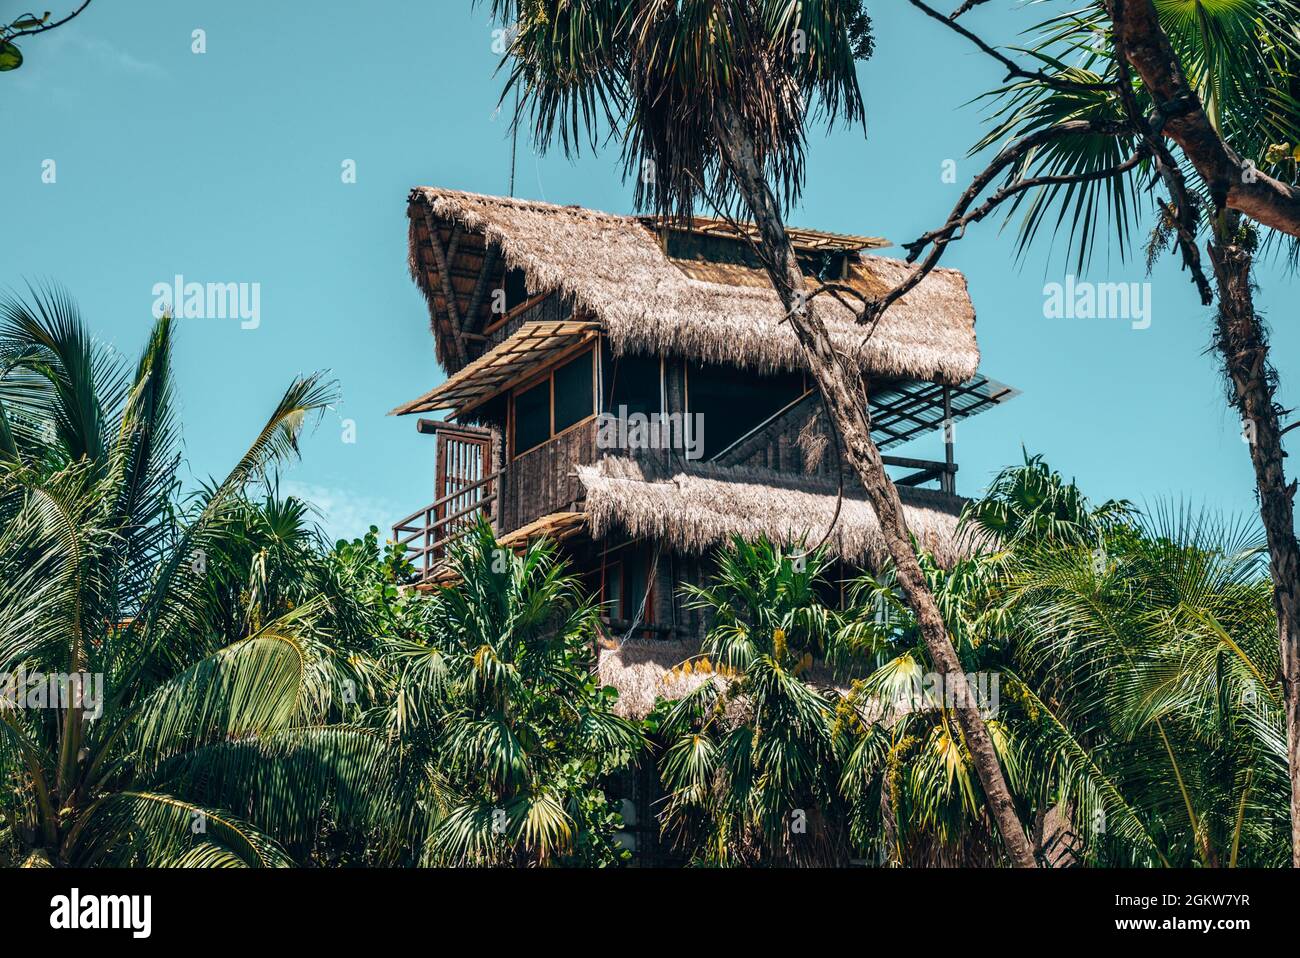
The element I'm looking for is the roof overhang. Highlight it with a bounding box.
[870,374,1019,450]
[391,320,600,418]
[577,457,969,571]
[409,188,980,385]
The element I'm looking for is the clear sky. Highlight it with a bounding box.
[3,0,1295,542]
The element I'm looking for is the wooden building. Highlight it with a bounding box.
[391,185,1015,721]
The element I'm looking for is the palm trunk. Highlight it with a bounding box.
[1208,214,1300,867]
[712,101,1036,867]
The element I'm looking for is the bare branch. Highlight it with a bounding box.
[858,119,1133,326]
[909,0,1115,94]
[949,0,996,19]
[906,149,1149,260]
[3,2,93,39]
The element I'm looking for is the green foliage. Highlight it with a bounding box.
[481,0,873,218]
[656,537,852,865]
[387,520,645,866]
[838,458,1287,867]
[652,459,1287,868]
[0,285,394,867]
[1,288,1284,869]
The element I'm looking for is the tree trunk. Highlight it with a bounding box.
[712,101,1036,867]
[1107,0,1300,237]
[1207,215,1300,867]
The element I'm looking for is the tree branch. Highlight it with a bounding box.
[1106,0,1300,238]
[3,2,93,39]
[949,0,996,19]
[906,149,1149,260]
[908,0,1115,94]
[858,119,1134,326]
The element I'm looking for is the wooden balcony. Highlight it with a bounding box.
[393,418,597,581]
[392,469,502,580]
[391,404,962,585]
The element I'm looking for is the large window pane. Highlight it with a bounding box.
[513,379,550,455]
[687,361,806,458]
[608,352,660,418]
[553,350,594,433]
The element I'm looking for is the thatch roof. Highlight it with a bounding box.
[596,638,729,720]
[577,456,968,570]
[595,636,862,721]
[408,187,980,384]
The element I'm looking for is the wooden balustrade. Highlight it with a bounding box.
[393,469,502,579]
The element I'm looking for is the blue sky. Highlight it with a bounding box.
[3,0,1295,542]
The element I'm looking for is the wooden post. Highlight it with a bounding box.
[663,358,686,470]
[942,385,955,496]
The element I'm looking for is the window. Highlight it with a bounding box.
[686,361,808,458]
[513,379,550,455]
[607,352,661,418]
[622,549,652,623]
[604,560,624,620]
[553,350,594,433]
[511,347,596,457]
[601,550,654,627]
[504,267,529,311]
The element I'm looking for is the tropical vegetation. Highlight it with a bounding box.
[0,288,1288,867]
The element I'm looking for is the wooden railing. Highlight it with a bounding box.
[393,469,502,580]
[882,455,958,495]
[500,417,598,532]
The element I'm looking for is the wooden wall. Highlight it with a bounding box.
[501,416,598,532]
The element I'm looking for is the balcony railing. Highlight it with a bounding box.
[394,419,956,584]
[393,469,502,580]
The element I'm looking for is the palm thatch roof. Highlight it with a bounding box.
[576,456,968,570]
[596,638,728,720]
[595,636,862,721]
[408,187,980,383]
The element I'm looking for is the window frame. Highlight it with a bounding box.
[509,343,598,460]
[600,549,656,628]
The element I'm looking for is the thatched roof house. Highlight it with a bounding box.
[391,186,1014,695]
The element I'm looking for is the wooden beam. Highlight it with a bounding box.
[422,210,468,368]
[464,243,499,336]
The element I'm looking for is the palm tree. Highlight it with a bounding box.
[991,504,1286,866]
[840,457,1287,867]
[837,551,1027,866]
[967,0,1300,862]
[477,0,1037,866]
[961,451,1132,548]
[656,537,850,865]
[388,520,644,866]
[0,287,392,866]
